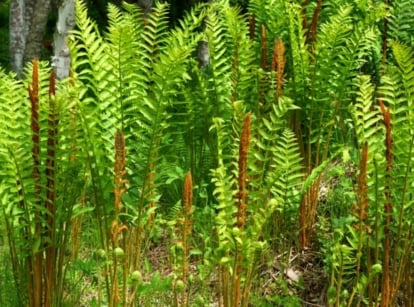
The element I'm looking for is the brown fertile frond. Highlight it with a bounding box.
[114,131,126,177]
[249,14,255,40]
[271,38,286,99]
[175,171,193,306]
[182,171,193,246]
[378,98,393,306]
[29,59,39,102]
[111,220,127,245]
[236,113,251,229]
[111,129,129,307]
[300,177,321,249]
[49,70,56,97]
[378,99,393,166]
[28,59,42,307]
[181,171,193,239]
[29,60,40,184]
[46,70,58,205]
[352,143,369,230]
[307,0,323,47]
[260,25,267,70]
[182,171,193,217]
[45,81,59,307]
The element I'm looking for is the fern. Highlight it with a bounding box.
[70,4,210,304]
[248,0,288,50]
[252,127,303,246]
[351,75,384,148]
[203,6,234,119]
[222,5,256,106]
[380,42,414,304]
[388,0,414,44]
[0,70,32,298]
[269,129,303,204]
[286,1,310,107]
[211,118,238,252]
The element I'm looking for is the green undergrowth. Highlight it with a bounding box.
[0,0,414,306]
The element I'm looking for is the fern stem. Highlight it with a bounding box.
[236,113,250,229]
[348,143,369,307]
[28,59,43,307]
[181,171,193,307]
[44,70,59,307]
[233,113,251,306]
[111,130,128,307]
[378,99,392,307]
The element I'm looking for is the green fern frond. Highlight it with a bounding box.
[249,96,297,188]
[72,1,111,88]
[72,1,118,149]
[313,5,353,94]
[0,71,29,150]
[336,26,379,89]
[390,40,414,102]
[388,0,414,44]
[248,126,303,245]
[268,129,303,203]
[210,118,238,246]
[316,5,353,52]
[248,0,287,43]
[351,75,384,148]
[222,6,256,106]
[286,1,310,104]
[203,4,234,119]
[381,43,414,225]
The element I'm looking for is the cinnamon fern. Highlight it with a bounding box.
[1,0,414,306]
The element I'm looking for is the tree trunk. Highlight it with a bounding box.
[137,0,153,14]
[23,0,52,65]
[9,0,25,76]
[9,0,51,77]
[24,0,36,38]
[52,0,75,80]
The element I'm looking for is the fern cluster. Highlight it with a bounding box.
[1,0,414,305]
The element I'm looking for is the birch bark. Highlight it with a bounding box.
[52,0,75,80]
